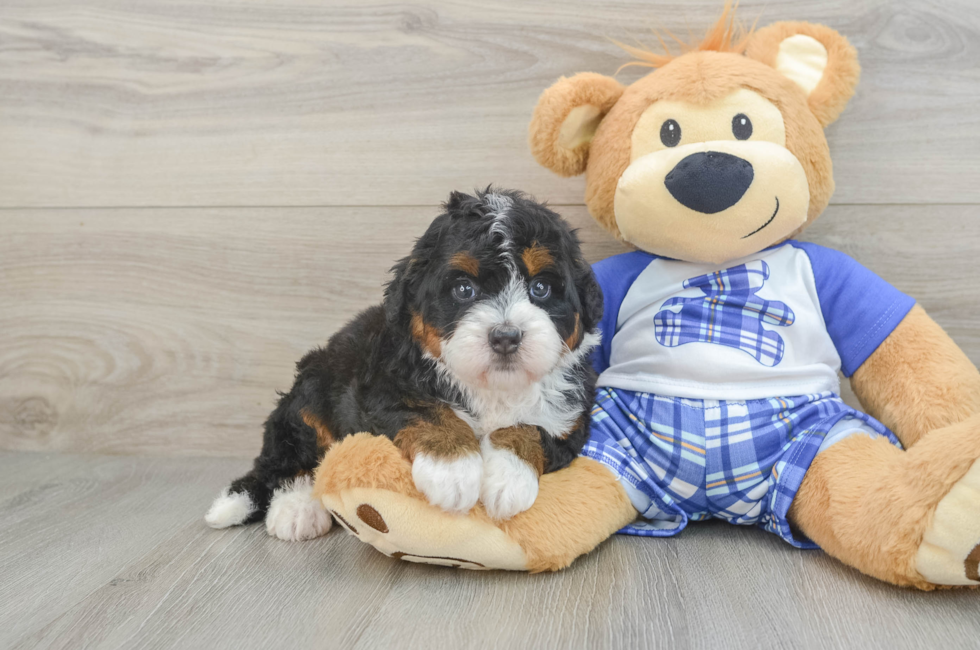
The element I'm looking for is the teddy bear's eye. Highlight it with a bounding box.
[660,119,681,147]
[732,114,753,140]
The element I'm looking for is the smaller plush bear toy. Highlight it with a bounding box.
[314,6,980,589]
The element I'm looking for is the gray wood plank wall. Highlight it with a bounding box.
[2,0,979,456]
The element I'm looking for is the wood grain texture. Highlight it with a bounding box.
[2,204,978,457]
[0,204,624,456]
[2,0,980,207]
[2,451,979,650]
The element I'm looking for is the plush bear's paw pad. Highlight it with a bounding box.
[480,445,539,521]
[916,458,980,585]
[265,476,333,541]
[412,453,482,514]
[205,489,255,528]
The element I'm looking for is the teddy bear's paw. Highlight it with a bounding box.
[915,457,980,585]
[320,488,531,571]
[411,452,483,515]
[265,475,333,541]
[480,444,539,521]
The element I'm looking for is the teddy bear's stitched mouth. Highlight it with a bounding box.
[742,197,780,239]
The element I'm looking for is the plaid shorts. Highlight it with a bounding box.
[581,388,902,548]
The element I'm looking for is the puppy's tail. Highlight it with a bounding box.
[204,469,272,529]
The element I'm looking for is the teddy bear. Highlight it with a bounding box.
[312,6,980,589]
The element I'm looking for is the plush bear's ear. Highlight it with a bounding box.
[529,73,625,177]
[745,22,860,127]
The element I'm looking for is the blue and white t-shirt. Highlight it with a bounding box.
[591,242,915,401]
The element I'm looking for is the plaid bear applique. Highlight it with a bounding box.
[653,260,796,367]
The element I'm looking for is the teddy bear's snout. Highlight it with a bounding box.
[664,151,754,214]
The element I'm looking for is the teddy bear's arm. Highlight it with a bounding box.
[314,433,638,572]
[850,305,980,447]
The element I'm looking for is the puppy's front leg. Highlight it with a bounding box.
[480,426,544,521]
[394,409,482,514]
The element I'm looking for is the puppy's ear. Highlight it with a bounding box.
[745,22,859,128]
[384,214,448,324]
[575,261,604,334]
[529,73,625,177]
[383,256,413,325]
[444,190,476,216]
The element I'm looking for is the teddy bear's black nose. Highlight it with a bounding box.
[664,151,754,214]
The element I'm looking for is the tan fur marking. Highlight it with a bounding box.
[356,504,389,533]
[410,312,443,358]
[564,313,582,351]
[521,244,554,277]
[301,409,335,449]
[851,305,980,449]
[393,407,479,462]
[789,414,980,590]
[449,251,480,276]
[556,416,584,441]
[489,426,545,476]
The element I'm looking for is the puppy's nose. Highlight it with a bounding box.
[489,325,522,356]
[664,151,754,214]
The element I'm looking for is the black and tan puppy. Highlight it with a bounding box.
[205,188,602,540]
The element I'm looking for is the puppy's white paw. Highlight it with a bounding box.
[205,488,255,529]
[265,476,333,541]
[412,453,483,514]
[480,443,539,521]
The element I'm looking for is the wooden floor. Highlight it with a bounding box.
[3,0,980,647]
[2,451,979,650]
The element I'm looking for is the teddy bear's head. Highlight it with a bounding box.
[529,7,860,264]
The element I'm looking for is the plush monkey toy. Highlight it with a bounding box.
[314,7,980,588]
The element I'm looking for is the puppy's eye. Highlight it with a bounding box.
[529,279,552,301]
[732,114,752,140]
[451,279,477,302]
[660,119,681,147]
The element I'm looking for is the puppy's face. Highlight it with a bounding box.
[386,189,602,392]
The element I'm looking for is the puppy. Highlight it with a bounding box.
[205,188,603,540]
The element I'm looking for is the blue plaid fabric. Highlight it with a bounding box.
[653,260,796,367]
[581,387,901,548]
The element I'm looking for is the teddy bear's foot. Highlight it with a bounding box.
[916,457,980,585]
[791,414,980,589]
[265,475,334,541]
[314,434,528,569]
[312,433,639,572]
[324,487,529,570]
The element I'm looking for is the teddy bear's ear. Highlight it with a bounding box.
[529,73,625,177]
[745,22,860,128]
